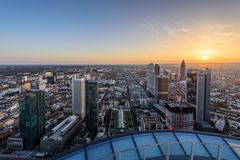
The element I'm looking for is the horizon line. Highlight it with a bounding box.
[0,61,240,66]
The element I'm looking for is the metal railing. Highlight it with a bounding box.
[98,141,240,160]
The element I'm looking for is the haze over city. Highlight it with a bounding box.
[1,0,240,64]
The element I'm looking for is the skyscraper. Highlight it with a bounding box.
[85,80,98,134]
[196,68,211,123]
[72,78,86,119]
[19,90,45,150]
[187,69,198,106]
[147,63,161,95]
[180,60,186,80]
[155,76,169,101]
[154,64,160,76]
[45,71,56,84]
[146,63,155,94]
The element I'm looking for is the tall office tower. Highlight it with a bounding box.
[45,71,56,84]
[187,69,199,106]
[170,72,177,81]
[180,60,186,80]
[72,78,86,119]
[196,68,211,123]
[85,80,98,134]
[146,63,155,94]
[163,70,169,76]
[34,76,46,90]
[155,76,169,102]
[19,90,45,150]
[154,64,160,76]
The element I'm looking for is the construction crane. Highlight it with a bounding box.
[164,113,173,130]
[172,80,186,129]
[179,96,185,128]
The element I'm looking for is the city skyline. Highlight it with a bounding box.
[1,61,240,159]
[1,1,240,159]
[1,0,240,64]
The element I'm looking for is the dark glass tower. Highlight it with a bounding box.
[187,69,198,106]
[154,64,160,76]
[197,68,211,123]
[19,90,45,150]
[85,80,98,135]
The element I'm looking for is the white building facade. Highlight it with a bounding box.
[72,78,86,120]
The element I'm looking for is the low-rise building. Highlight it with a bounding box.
[40,115,81,154]
[108,108,135,136]
[7,136,23,151]
[153,102,195,131]
[140,115,163,131]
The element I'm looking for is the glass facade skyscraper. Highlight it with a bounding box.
[154,64,160,76]
[187,69,198,106]
[147,63,161,95]
[72,78,86,119]
[180,60,186,80]
[85,80,98,134]
[19,90,45,150]
[197,68,211,123]
[146,63,155,94]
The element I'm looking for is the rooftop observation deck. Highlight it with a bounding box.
[55,131,240,160]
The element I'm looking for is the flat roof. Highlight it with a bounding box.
[162,102,195,113]
[142,115,160,123]
[56,131,240,160]
[109,110,134,132]
[44,116,78,141]
[0,151,33,159]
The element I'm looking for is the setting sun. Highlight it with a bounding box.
[202,55,209,60]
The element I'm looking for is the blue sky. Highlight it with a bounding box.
[0,0,240,64]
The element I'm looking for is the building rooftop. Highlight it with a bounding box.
[164,102,195,113]
[108,109,134,135]
[142,115,160,124]
[0,151,33,159]
[56,131,240,160]
[43,115,78,141]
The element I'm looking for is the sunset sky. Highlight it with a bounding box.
[0,0,240,64]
